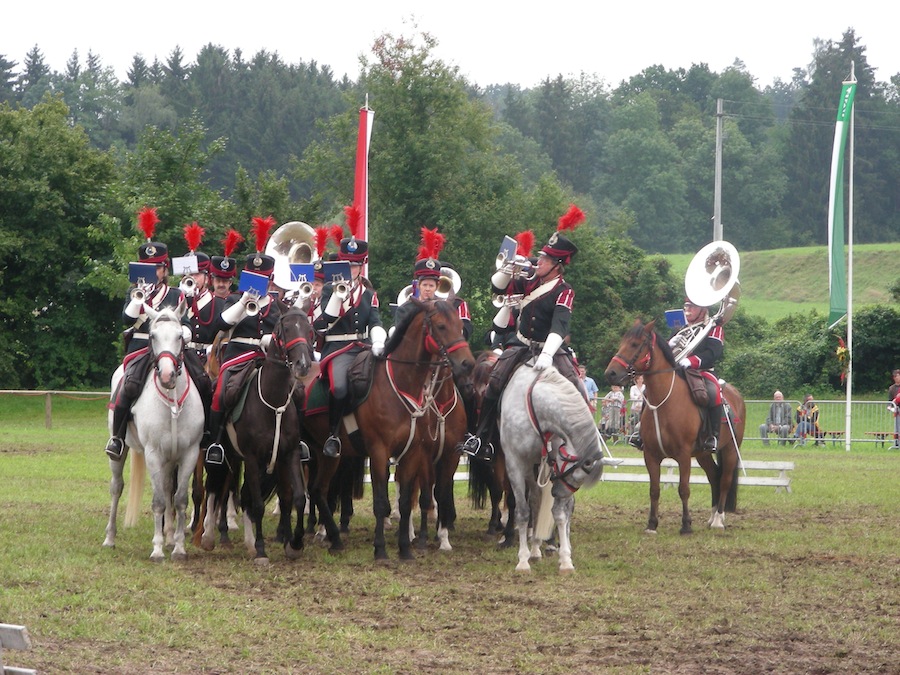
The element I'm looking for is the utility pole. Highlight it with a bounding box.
[713,98,724,241]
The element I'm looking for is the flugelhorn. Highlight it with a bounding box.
[334,281,350,300]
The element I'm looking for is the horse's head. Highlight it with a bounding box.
[270,305,313,381]
[605,319,658,386]
[551,441,604,498]
[147,308,185,390]
[422,300,474,389]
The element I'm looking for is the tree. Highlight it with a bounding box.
[0,98,118,388]
[18,45,51,107]
[0,53,17,104]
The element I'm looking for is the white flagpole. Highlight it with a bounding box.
[845,63,856,452]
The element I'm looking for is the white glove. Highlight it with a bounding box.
[533,352,553,371]
[678,357,692,368]
[124,297,144,319]
[491,269,512,290]
[260,334,272,351]
[370,326,387,357]
[324,290,344,317]
[181,325,193,342]
[372,342,385,357]
[221,298,249,325]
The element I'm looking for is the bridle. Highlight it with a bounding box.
[268,311,311,373]
[150,316,185,387]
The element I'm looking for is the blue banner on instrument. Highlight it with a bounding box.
[496,235,517,267]
[289,263,315,284]
[238,270,270,296]
[128,262,158,285]
[665,309,687,330]
[321,261,352,285]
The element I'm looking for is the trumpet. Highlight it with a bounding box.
[298,281,313,300]
[492,293,524,308]
[334,281,350,300]
[245,290,261,317]
[130,284,152,303]
[495,252,534,280]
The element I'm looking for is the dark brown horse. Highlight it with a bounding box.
[605,320,744,534]
[301,299,474,560]
[199,304,313,563]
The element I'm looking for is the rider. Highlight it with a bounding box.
[671,298,724,452]
[205,216,284,466]
[105,207,185,460]
[459,205,587,461]
[209,229,242,300]
[178,222,224,449]
[392,227,445,328]
[313,206,386,458]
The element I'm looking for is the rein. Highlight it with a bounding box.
[149,322,189,455]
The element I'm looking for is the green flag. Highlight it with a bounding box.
[827,82,856,328]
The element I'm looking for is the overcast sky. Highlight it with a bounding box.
[4,2,896,89]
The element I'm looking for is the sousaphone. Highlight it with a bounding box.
[266,221,316,293]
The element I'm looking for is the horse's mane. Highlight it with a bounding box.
[625,320,676,368]
[536,367,600,452]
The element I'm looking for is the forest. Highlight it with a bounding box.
[1,28,899,395]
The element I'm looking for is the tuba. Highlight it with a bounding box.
[396,284,415,306]
[436,266,462,299]
[267,221,316,293]
[672,240,741,362]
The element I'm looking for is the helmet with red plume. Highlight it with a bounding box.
[244,216,276,274]
[540,204,584,265]
[136,207,169,265]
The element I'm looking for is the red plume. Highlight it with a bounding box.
[221,229,244,257]
[329,224,344,247]
[183,222,204,252]
[558,204,585,231]
[515,230,535,258]
[137,207,160,241]
[314,226,330,259]
[250,216,276,253]
[343,205,362,238]
[417,227,446,261]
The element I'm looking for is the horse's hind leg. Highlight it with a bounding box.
[103,455,126,548]
[696,452,725,529]
[395,472,415,561]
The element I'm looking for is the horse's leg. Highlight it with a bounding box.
[677,458,693,535]
[500,481,517,548]
[309,456,344,551]
[644,458,662,535]
[200,463,226,550]
[434,455,457,552]
[285,451,307,559]
[164,465,177,548]
[103,454,127,548]
[506,461,533,572]
[695,452,724,528]
[241,461,268,563]
[145,452,167,562]
[190,454,205,534]
[553,494,575,573]
[394,465,415,561]
[370,455,392,561]
[171,449,199,561]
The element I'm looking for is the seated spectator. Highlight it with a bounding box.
[759,390,793,446]
[793,394,822,446]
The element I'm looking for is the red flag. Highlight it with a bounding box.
[354,103,374,276]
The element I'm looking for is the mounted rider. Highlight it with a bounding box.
[105,207,186,460]
[459,205,588,461]
[176,222,224,449]
[210,229,242,300]
[313,205,386,458]
[205,216,285,466]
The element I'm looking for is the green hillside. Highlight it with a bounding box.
[665,243,900,322]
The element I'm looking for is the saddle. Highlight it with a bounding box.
[221,358,261,411]
[302,350,375,416]
[683,368,715,408]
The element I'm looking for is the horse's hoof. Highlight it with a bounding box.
[284,543,303,560]
[680,528,693,535]
[515,563,531,572]
[339,524,350,534]
[102,540,115,549]
[171,551,188,562]
[328,542,345,553]
[558,565,575,575]
[253,557,270,567]
[150,554,165,563]
[643,529,658,535]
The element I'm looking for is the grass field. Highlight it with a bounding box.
[1,395,898,674]
[665,242,900,322]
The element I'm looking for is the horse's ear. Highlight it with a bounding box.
[645,319,656,332]
[174,297,188,319]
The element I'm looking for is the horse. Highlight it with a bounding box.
[604,319,745,534]
[500,363,604,572]
[301,298,474,560]
[103,303,205,562]
[199,304,313,563]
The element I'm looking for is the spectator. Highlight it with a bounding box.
[601,385,626,439]
[759,390,793,446]
[628,374,645,435]
[888,369,900,449]
[579,364,599,413]
[793,394,821,446]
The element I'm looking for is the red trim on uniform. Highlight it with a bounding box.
[457,301,470,321]
[556,287,574,310]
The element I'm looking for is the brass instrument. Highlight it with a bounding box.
[267,221,316,293]
[492,293,524,308]
[495,252,534,280]
[672,240,741,362]
[334,281,350,300]
[436,266,462,299]
[396,284,414,306]
[130,286,147,303]
[245,290,261,317]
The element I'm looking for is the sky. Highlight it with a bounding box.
[4,2,897,89]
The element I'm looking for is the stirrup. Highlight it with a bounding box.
[703,436,718,453]
[298,441,310,462]
[205,443,225,466]
[456,433,482,457]
[323,435,341,458]
[627,432,642,449]
[105,437,124,460]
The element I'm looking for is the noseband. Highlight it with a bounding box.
[422,308,469,366]
[151,318,184,380]
[270,314,309,371]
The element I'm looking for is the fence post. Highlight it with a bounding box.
[45,393,52,430]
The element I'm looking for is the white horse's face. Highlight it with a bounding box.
[150,317,184,390]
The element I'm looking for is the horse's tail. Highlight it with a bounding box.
[467,457,493,509]
[124,451,146,527]
[533,480,555,541]
[348,455,367,500]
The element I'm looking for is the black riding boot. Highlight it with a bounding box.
[704,404,723,452]
[458,393,498,461]
[323,397,346,458]
[105,399,130,459]
[205,409,226,465]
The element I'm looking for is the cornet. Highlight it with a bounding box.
[334,281,350,300]
[297,281,314,300]
[130,284,152,303]
[492,293,524,308]
[245,289,261,317]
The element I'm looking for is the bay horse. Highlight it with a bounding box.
[103,303,204,562]
[199,304,312,563]
[604,319,744,534]
[501,364,604,572]
[301,299,474,560]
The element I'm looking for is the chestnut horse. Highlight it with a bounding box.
[605,319,744,534]
[301,299,474,560]
[199,304,312,563]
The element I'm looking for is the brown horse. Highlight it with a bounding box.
[199,304,313,562]
[301,299,474,560]
[605,319,744,534]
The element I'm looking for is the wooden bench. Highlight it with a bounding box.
[0,624,36,675]
[864,431,892,448]
[822,430,845,446]
[601,457,795,493]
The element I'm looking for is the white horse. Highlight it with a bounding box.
[500,364,604,573]
[103,303,204,562]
